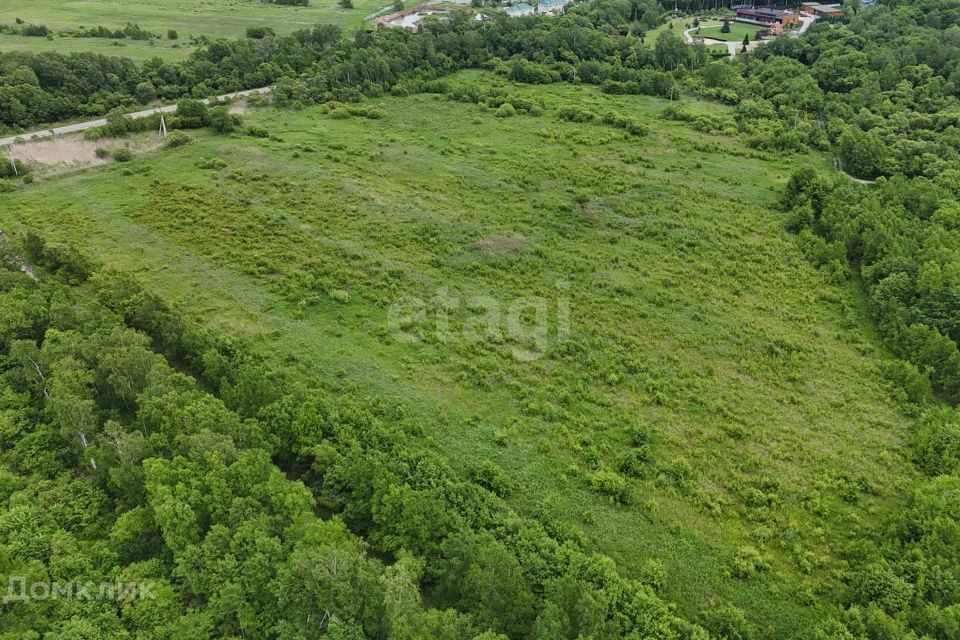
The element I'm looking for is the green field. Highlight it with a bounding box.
[0,72,920,638]
[642,17,687,44]
[0,32,195,61]
[0,0,382,60]
[697,21,765,42]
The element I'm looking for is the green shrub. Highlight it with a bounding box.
[469,460,516,497]
[639,558,667,590]
[246,94,271,108]
[661,457,694,490]
[730,545,770,579]
[660,105,694,122]
[600,111,648,136]
[21,23,49,37]
[135,81,157,104]
[495,103,516,118]
[628,424,655,446]
[618,446,652,478]
[328,289,350,303]
[879,359,932,405]
[588,470,632,504]
[558,105,597,123]
[246,26,275,39]
[848,561,914,614]
[22,232,93,283]
[111,148,133,162]
[699,600,753,640]
[176,99,208,128]
[209,106,242,133]
[195,157,227,170]
[246,124,270,138]
[912,410,960,476]
[328,103,387,119]
[0,158,29,178]
[165,131,192,148]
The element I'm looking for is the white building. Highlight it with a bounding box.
[506,2,535,16]
[537,0,572,14]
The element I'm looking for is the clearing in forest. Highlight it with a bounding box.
[0,71,918,639]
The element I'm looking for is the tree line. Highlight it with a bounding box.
[783,167,960,640]
[4,0,959,181]
[0,0,671,134]
[766,7,960,636]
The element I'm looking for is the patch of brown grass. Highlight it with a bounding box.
[472,233,527,254]
[7,133,166,179]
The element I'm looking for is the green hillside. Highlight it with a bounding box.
[0,72,921,637]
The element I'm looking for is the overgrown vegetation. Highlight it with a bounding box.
[0,227,702,638]
[5,0,957,184]
[3,71,931,638]
[4,0,960,638]
[2,0,672,134]
[784,168,960,639]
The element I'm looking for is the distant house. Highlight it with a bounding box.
[800,2,843,18]
[537,0,572,14]
[731,7,799,27]
[506,2,535,16]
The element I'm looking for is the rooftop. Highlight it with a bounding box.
[736,7,788,16]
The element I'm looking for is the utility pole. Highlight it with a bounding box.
[159,113,168,139]
[7,147,17,177]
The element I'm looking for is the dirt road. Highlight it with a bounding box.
[0,87,272,147]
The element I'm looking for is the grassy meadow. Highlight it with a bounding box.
[698,21,766,42]
[0,32,195,62]
[0,72,920,637]
[642,16,688,44]
[642,15,730,45]
[0,0,381,60]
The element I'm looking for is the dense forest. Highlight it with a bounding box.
[3,0,960,638]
